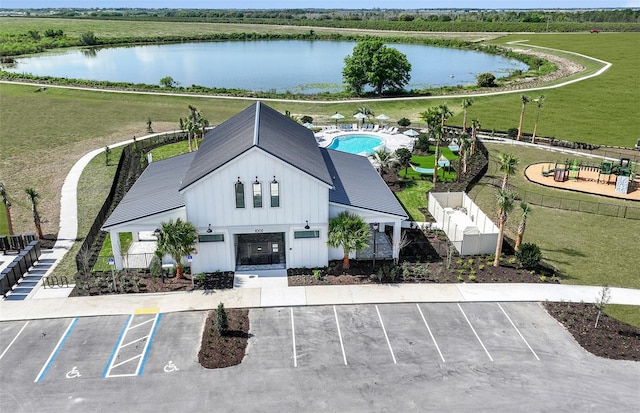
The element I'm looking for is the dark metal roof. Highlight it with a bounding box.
[179,102,332,191]
[322,148,408,219]
[102,152,195,229]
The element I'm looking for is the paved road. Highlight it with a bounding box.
[1,303,637,412]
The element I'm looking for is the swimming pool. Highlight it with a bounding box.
[327,135,384,155]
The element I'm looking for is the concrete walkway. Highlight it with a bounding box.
[1,283,639,322]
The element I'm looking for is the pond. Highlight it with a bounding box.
[5,40,528,94]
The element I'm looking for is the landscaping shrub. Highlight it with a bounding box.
[516,243,542,269]
[397,117,411,127]
[215,302,229,335]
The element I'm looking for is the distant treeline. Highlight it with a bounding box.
[17,8,640,32]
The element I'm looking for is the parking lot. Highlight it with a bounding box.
[1,302,638,412]
[244,302,550,370]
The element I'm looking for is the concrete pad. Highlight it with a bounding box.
[30,286,75,299]
[304,285,355,305]
[261,286,306,307]
[456,283,640,305]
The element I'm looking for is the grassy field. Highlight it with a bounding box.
[468,144,640,326]
[0,25,638,324]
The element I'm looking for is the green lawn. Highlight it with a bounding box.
[399,146,459,180]
[469,143,640,327]
[394,180,433,221]
[0,206,7,236]
[1,26,639,325]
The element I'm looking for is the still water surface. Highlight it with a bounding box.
[6,40,528,94]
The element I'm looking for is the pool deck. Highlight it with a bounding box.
[315,129,414,154]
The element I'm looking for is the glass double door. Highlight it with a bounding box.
[236,233,285,266]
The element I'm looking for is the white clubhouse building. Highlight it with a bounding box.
[102,102,407,272]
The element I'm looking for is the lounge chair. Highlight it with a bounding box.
[389,127,399,135]
[373,124,380,132]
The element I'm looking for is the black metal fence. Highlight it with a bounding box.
[75,132,188,273]
[519,191,640,220]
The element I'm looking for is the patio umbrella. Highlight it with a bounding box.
[330,112,345,126]
[354,112,368,127]
[403,129,420,137]
[376,113,390,126]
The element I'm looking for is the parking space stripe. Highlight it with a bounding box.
[333,306,348,365]
[34,318,78,383]
[457,303,493,362]
[497,303,540,361]
[290,308,297,368]
[375,305,397,364]
[134,312,161,376]
[102,314,132,378]
[0,321,29,361]
[416,304,445,363]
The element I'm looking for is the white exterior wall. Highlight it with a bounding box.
[428,192,498,256]
[105,208,186,270]
[184,148,331,271]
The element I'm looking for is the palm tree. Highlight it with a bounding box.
[461,98,473,132]
[470,118,480,155]
[355,106,374,120]
[531,95,545,144]
[395,148,412,176]
[327,211,370,270]
[156,218,198,279]
[459,133,472,175]
[514,202,532,251]
[432,104,453,184]
[0,182,14,235]
[24,187,43,239]
[369,148,396,175]
[493,189,518,267]
[516,94,530,141]
[497,152,520,190]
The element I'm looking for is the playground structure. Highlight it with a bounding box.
[533,157,639,199]
[542,158,638,194]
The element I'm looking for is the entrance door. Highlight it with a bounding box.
[236,233,285,267]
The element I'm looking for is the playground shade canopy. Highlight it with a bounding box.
[428,192,499,256]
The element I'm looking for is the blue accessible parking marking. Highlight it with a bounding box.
[103,308,161,378]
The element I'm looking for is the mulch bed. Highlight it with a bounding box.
[69,270,234,296]
[198,308,250,369]
[544,302,640,361]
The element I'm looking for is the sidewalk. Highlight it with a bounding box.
[1,283,639,322]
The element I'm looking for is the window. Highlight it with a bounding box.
[270,180,279,207]
[294,230,320,239]
[198,234,224,242]
[253,180,262,208]
[235,180,245,208]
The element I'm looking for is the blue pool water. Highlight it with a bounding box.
[327,135,383,155]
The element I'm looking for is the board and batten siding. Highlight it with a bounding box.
[183,147,331,271]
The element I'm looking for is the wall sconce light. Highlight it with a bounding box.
[304,220,310,230]
[206,224,213,233]
[255,176,259,184]
[153,228,160,237]
[272,176,277,184]
[237,177,241,184]
[373,222,379,231]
